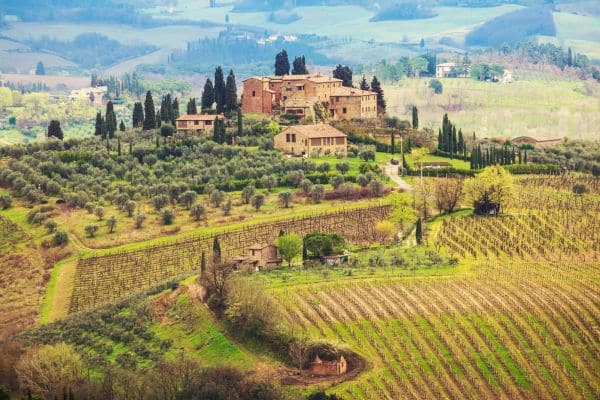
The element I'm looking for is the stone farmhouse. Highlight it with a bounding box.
[175,114,225,134]
[232,243,281,271]
[274,124,348,157]
[308,355,347,376]
[242,73,377,120]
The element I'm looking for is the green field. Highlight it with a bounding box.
[385,77,600,140]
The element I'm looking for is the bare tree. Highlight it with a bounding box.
[434,177,464,214]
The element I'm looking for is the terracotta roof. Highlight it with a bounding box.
[176,114,224,121]
[283,124,347,138]
[331,86,375,97]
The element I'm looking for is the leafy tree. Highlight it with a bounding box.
[160,123,175,138]
[429,79,443,94]
[94,206,105,220]
[125,200,136,217]
[47,120,63,140]
[260,174,277,191]
[190,203,206,222]
[214,66,226,113]
[35,61,45,75]
[134,212,146,229]
[370,76,385,113]
[201,78,215,110]
[241,184,256,204]
[143,91,156,130]
[106,215,117,233]
[0,195,12,209]
[434,177,464,213]
[278,190,293,208]
[210,189,226,207]
[335,162,350,175]
[311,184,325,203]
[292,55,308,75]
[225,69,238,112]
[277,233,302,266]
[333,64,353,87]
[330,175,344,189]
[180,190,197,209]
[85,224,99,238]
[153,194,169,211]
[463,166,515,215]
[368,179,384,197]
[412,105,418,129]
[251,193,265,211]
[303,232,345,258]
[221,197,232,215]
[45,220,58,233]
[275,50,290,76]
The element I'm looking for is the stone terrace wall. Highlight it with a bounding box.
[69,204,392,313]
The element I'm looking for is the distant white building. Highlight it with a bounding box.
[69,86,107,105]
[436,62,469,78]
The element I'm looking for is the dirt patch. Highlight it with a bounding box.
[278,352,366,386]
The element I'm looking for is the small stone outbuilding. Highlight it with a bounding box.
[308,355,347,376]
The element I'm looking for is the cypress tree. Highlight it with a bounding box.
[117,136,121,156]
[160,94,171,123]
[171,97,179,125]
[274,50,290,76]
[47,120,63,140]
[201,78,215,110]
[214,66,226,113]
[524,150,527,164]
[200,251,206,276]
[94,112,103,136]
[101,117,107,140]
[291,56,308,75]
[106,101,116,138]
[156,111,161,128]
[119,120,125,132]
[187,98,197,114]
[359,76,370,90]
[370,76,385,113]
[458,129,464,156]
[415,218,423,245]
[237,109,243,138]
[390,130,395,154]
[224,69,238,112]
[143,91,156,130]
[132,102,144,128]
[412,106,418,129]
[451,125,457,156]
[437,129,442,151]
[129,140,132,155]
[212,237,221,264]
[518,148,522,164]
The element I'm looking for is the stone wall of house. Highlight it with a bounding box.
[242,79,272,114]
[69,204,393,313]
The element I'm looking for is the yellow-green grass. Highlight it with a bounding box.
[385,77,600,140]
[39,256,78,323]
[404,153,470,169]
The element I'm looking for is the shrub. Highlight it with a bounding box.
[51,230,69,246]
[161,208,175,225]
[134,212,146,229]
[0,195,12,209]
[94,206,105,221]
[45,220,58,233]
[85,224,99,238]
[251,193,265,211]
[429,79,443,94]
[573,183,588,195]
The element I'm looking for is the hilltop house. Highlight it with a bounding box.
[308,355,347,376]
[175,114,225,134]
[69,86,107,106]
[273,124,348,157]
[242,73,377,120]
[435,62,469,78]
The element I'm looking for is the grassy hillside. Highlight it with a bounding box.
[385,76,600,140]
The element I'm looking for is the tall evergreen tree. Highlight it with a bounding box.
[132,102,144,128]
[171,97,179,125]
[201,79,215,110]
[333,65,353,87]
[212,237,221,264]
[47,120,63,140]
[291,56,308,75]
[451,125,457,156]
[143,91,156,130]
[35,61,45,75]
[437,128,442,151]
[214,66,226,113]
[390,130,395,154]
[156,111,162,128]
[458,129,464,157]
[224,69,238,112]
[415,218,423,245]
[412,106,418,129]
[275,50,290,76]
[119,120,125,132]
[106,101,117,138]
[187,98,198,114]
[237,109,243,139]
[359,76,370,91]
[94,112,103,136]
[160,94,172,123]
[370,76,385,113]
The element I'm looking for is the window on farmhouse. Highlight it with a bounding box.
[206,120,212,125]
[252,90,256,97]
[343,107,347,114]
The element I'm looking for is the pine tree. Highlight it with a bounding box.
[95,112,103,136]
[370,76,385,113]
[412,106,418,129]
[201,78,215,111]
[292,56,308,75]
[47,120,63,140]
[214,66,226,113]
[359,76,370,90]
[224,69,238,112]
[132,102,144,128]
[275,50,290,76]
[119,120,125,132]
[143,91,156,130]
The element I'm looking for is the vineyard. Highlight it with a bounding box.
[273,259,599,399]
[68,205,392,313]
